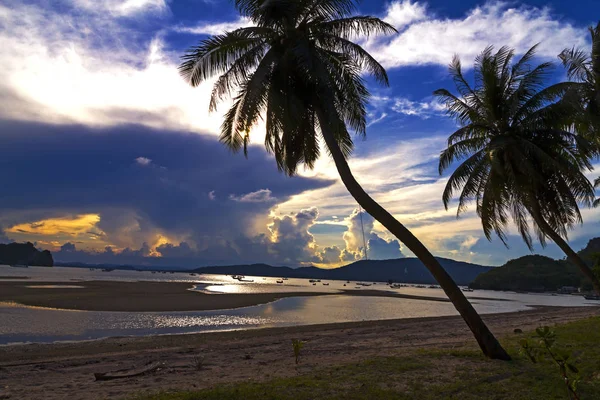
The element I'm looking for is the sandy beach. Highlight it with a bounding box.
[0,280,466,312]
[0,306,597,400]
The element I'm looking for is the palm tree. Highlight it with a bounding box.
[558,22,600,206]
[179,0,510,360]
[559,22,600,144]
[435,45,600,295]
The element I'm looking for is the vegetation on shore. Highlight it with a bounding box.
[0,242,53,267]
[470,255,584,292]
[132,317,600,400]
[471,238,600,292]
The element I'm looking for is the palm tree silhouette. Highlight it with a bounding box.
[559,22,600,206]
[180,0,509,360]
[436,45,600,295]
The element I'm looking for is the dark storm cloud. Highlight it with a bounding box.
[0,120,334,265]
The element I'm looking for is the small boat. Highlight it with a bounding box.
[309,279,321,283]
[10,264,29,268]
[322,283,329,286]
[356,282,372,287]
[346,280,350,284]
[282,277,288,280]
[584,294,600,300]
[312,283,316,286]
[462,288,474,292]
[343,284,346,287]
[276,280,284,284]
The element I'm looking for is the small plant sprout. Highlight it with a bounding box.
[520,326,581,400]
[192,355,204,371]
[292,339,305,365]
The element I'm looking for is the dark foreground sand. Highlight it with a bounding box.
[0,280,467,312]
[0,306,598,400]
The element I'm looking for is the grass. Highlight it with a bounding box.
[132,317,600,400]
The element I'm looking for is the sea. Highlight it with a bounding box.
[0,265,597,345]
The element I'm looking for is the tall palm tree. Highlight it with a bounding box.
[179,0,510,360]
[435,45,600,295]
[558,22,600,206]
[559,22,600,144]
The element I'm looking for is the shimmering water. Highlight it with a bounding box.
[0,265,597,345]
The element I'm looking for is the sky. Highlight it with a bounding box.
[0,0,599,269]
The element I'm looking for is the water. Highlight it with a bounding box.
[0,265,597,345]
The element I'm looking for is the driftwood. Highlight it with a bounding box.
[94,362,163,381]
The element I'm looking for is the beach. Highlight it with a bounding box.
[0,280,464,312]
[0,306,598,400]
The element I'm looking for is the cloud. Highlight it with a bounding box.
[316,245,343,264]
[0,1,227,136]
[230,189,277,203]
[383,0,427,29]
[174,17,252,35]
[368,1,588,69]
[72,0,168,17]
[0,226,10,244]
[342,208,374,260]
[389,96,445,118]
[367,234,404,260]
[135,157,153,166]
[460,236,479,251]
[0,120,333,266]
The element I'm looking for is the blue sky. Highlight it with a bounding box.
[0,0,599,268]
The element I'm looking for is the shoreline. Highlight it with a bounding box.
[0,280,505,312]
[0,307,597,400]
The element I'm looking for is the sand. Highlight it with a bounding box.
[0,306,598,400]
[0,280,464,312]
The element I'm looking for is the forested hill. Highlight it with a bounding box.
[0,242,53,267]
[470,238,600,292]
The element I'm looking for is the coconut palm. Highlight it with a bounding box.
[559,22,600,143]
[558,22,600,206]
[435,45,600,295]
[179,0,510,360]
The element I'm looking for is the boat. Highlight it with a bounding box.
[356,282,372,287]
[462,288,474,292]
[322,283,329,286]
[312,283,316,286]
[584,294,600,300]
[10,264,28,268]
[309,279,321,283]
[282,277,288,280]
[276,280,284,284]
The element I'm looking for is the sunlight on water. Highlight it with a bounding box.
[1,265,598,345]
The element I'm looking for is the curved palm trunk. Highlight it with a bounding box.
[316,110,510,360]
[530,208,600,295]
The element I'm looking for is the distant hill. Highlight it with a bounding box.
[471,238,600,292]
[193,257,492,286]
[0,242,53,267]
[470,255,585,292]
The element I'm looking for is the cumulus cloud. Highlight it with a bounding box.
[367,234,404,260]
[0,121,333,266]
[383,0,427,29]
[368,1,588,69]
[342,208,374,260]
